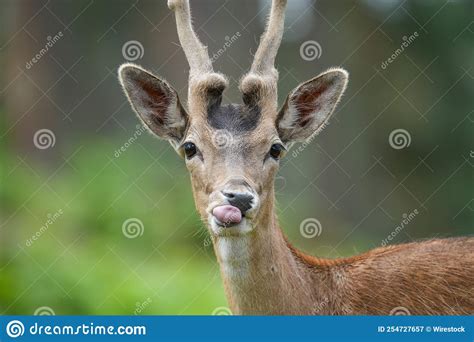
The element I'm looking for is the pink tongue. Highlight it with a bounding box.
[212,205,242,225]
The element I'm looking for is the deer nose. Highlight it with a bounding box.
[222,191,254,214]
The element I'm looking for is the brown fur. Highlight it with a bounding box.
[289,236,474,315]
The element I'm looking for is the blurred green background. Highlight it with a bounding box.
[0,0,472,315]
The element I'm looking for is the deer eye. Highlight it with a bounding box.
[269,143,284,160]
[183,142,197,159]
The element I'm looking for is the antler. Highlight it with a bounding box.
[240,0,287,110]
[168,0,212,75]
[168,0,227,113]
[250,0,287,76]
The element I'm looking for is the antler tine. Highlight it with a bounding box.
[240,0,287,111]
[250,0,287,77]
[168,0,213,76]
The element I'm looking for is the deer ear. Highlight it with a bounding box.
[276,68,348,143]
[119,64,188,148]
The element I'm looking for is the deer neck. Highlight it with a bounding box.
[213,190,323,314]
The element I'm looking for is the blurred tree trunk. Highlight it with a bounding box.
[4,0,54,153]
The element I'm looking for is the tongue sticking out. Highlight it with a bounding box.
[212,205,242,225]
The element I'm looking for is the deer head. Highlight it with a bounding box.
[119,0,348,239]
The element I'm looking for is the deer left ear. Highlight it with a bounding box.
[276,68,348,143]
[118,63,189,149]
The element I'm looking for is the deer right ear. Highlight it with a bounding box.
[118,64,188,148]
[276,68,348,143]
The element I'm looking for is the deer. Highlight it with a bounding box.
[118,0,474,315]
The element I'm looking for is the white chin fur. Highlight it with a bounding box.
[209,216,253,236]
[214,235,251,279]
[209,217,253,280]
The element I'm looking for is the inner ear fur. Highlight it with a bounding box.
[118,63,188,146]
[277,68,348,143]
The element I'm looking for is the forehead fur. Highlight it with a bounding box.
[187,105,276,149]
[207,103,261,134]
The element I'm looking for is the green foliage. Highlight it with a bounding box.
[0,141,225,315]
